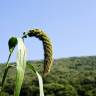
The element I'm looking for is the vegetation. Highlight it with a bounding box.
[1,56,96,96]
[0,29,53,96]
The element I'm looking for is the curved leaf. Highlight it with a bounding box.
[14,38,27,96]
[27,63,44,96]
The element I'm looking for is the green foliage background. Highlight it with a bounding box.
[1,56,96,96]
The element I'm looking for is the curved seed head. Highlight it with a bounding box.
[23,29,53,75]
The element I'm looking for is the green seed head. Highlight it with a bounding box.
[8,37,18,53]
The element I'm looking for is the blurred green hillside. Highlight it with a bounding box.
[1,56,96,96]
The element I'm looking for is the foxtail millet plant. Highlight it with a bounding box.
[0,28,53,96]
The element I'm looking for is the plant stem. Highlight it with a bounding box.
[0,49,14,92]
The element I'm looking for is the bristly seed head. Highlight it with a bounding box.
[23,29,53,75]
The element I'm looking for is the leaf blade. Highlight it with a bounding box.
[27,63,44,96]
[14,38,27,96]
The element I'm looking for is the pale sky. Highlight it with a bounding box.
[0,0,96,63]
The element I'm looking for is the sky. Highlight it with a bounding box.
[0,0,96,63]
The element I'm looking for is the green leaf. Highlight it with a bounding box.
[36,72,44,96]
[8,37,17,53]
[27,63,44,96]
[14,38,27,96]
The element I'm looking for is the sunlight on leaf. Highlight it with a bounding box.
[27,63,44,96]
[14,38,27,96]
[36,72,44,96]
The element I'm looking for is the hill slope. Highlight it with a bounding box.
[0,56,96,96]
